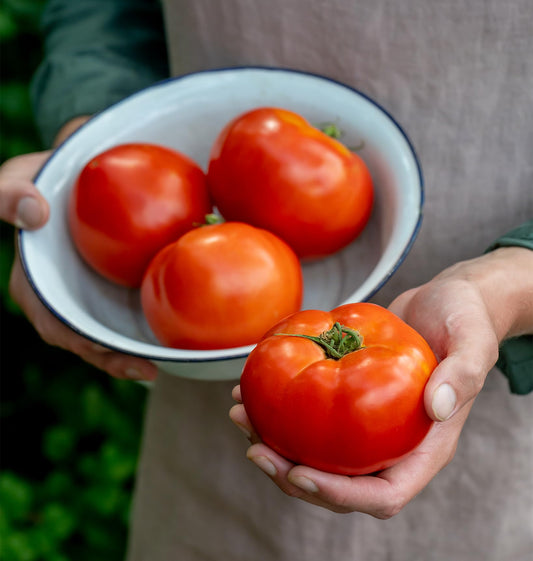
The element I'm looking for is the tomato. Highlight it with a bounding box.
[207,107,374,259]
[140,221,303,350]
[68,143,212,287]
[240,303,437,475]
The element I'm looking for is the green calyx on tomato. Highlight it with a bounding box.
[277,322,364,360]
[319,123,343,140]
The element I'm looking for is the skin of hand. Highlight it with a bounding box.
[229,247,533,518]
[1,116,158,382]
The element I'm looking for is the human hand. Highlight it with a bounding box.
[1,145,158,382]
[229,248,533,517]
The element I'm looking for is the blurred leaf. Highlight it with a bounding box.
[0,472,33,521]
[0,81,31,119]
[43,553,70,561]
[1,531,39,561]
[77,453,99,481]
[25,527,58,559]
[80,384,107,431]
[2,0,46,24]
[0,229,22,315]
[40,502,76,541]
[0,503,12,536]
[0,2,142,559]
[40,471,74,500]
[2,136,41,160]
[81,483,125,517]
[0,8,18,41]
[43,425,77,462]
[100,442,137,483]
[22,363,44,396]
[81,519,122,551]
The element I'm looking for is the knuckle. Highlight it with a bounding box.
[374,497,406,520]
[458,361,487,398]
[284,484,308,500]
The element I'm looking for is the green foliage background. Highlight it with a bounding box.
[0,2,148,559]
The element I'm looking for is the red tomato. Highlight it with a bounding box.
[240,303,437,475]
[140,221,303,350]
[68,143,212,287]
[207,107,374,259]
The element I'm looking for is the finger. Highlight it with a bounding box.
[287,407,470,518]
[245,443,333,510]
[387,287,419,318]
[0,152,51,229]
[423,307,499,422]
[0,177,50,229]
[9,253,158,381]
[389,284,498,422]
[231,384,242,402]
[229,404,252,439]
[79,346,159,381]
[229,403,262,443]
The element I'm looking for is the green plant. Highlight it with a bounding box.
[0,0,46,160]
[0,2,149,559]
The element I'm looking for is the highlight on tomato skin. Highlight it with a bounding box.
[68,143,213,288]
[140,221,304,350]
[240,303,438,476]
[207,107,374,260]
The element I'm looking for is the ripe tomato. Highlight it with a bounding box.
[140,221,303,350]
[207,107,374,259]
[68,143,212,287]
[240,303,437,475]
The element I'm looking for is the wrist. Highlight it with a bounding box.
[460,247,533,342]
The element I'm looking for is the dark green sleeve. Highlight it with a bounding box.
[486,220,533,395]
[31,0,169,147]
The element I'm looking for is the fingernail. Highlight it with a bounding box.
[432,383,457,421]
[249,455,277,477]
[125,367,148,381]
[16,197,44,229]
[288,475,319,494]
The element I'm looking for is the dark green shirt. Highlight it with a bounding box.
[31,0,169,147]
[486,221,533,395]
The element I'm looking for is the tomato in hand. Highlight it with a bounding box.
[68,143,212,287]
[240,303,437,475]
[207,107,374,259]
[140,220,303,350]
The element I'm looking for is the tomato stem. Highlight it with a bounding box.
[319,123,343,140]
[349,139,366,152]
[318,123,366,152]
[195,213,224,227]
[276,322,364,359]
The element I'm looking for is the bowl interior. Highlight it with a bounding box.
[19,67,422,363]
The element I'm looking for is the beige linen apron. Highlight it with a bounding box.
[127,1,533,559]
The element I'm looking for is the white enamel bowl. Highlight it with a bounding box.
[19,67,423,381]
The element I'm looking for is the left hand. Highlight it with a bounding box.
[229,247,533,518]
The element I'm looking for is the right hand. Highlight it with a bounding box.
[1,150,158,382]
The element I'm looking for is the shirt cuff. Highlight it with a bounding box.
[486,220,533,395]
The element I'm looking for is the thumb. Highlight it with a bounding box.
[0,152,51,229]
[424,314,499,422]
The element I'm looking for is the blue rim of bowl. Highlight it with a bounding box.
[18,65,424,363]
